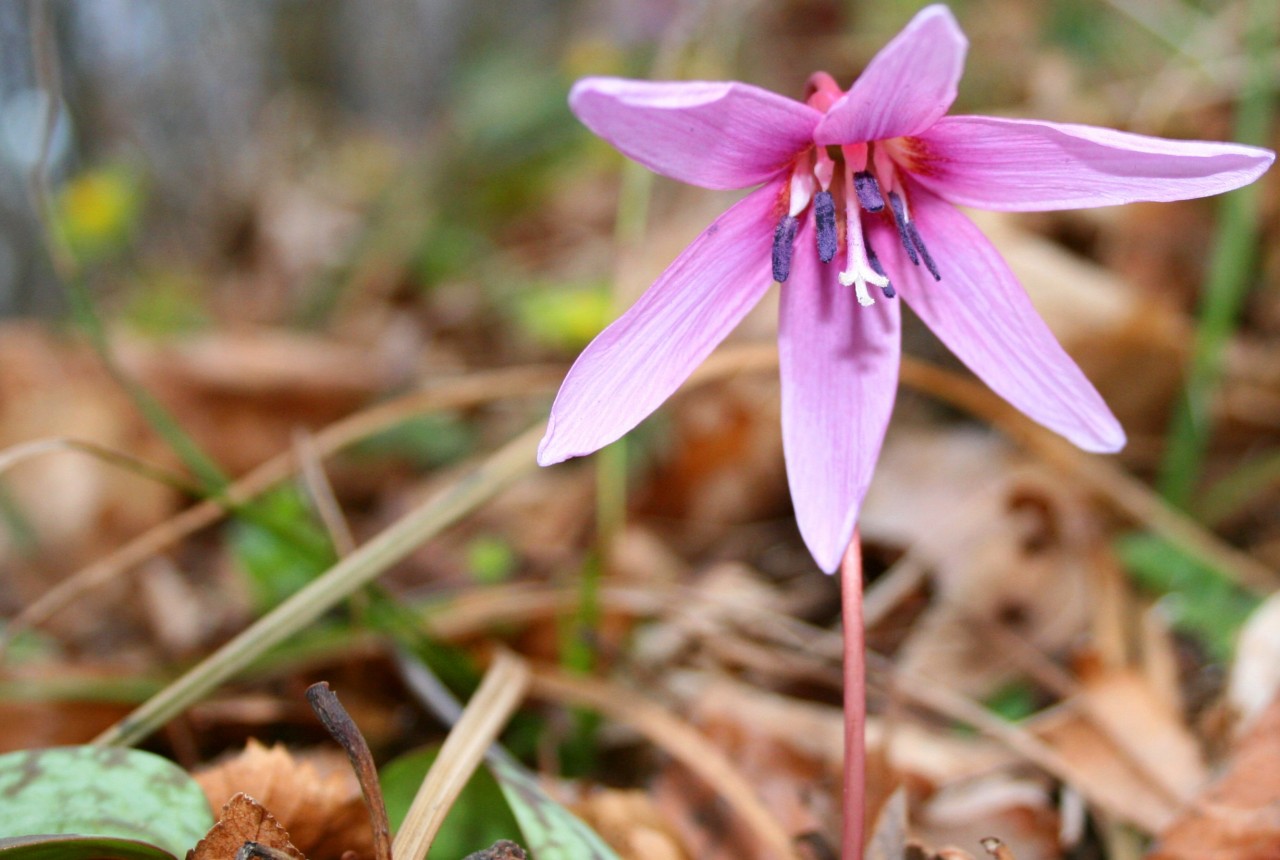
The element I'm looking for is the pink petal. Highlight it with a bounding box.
[570,77,821,190]
[780,216,901,574]
[538,182,781,466]
[912,115,1275,210]
[815,5,967,146]
[881,183,1125,452]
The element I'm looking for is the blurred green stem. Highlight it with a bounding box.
[594,161,655,564]
[1158,0,1277,509]
[26,0,228,496]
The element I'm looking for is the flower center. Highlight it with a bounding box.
[770,79,942,298]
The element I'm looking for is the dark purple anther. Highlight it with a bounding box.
[867,246,895,298]
[772,215,799,282]
[814,191,837,263]
[854,171,884,212]
[887,191,920,266]
[905,222,941,281]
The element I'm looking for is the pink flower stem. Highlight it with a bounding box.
[841,531,866,860]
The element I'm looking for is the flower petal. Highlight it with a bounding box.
[780,216,901,574]
[912,115,1276,210]
[882,183,1125,452]
[538,183,781,465]
[815,5,967,145]
[570,77,821,190]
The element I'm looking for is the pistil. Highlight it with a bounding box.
[838,154,889,306]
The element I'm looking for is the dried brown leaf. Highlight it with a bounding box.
[1075,666,1206,804]
[1148,694,1280,860]
[879,442,1099,698]
[190,792,305,860]
[195,740,372,860]
[1028,706,1175,833]
[573,789,689,860]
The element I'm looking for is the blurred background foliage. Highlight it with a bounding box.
[0,0,1259,325]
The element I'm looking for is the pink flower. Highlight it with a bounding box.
[537,4,1274,573]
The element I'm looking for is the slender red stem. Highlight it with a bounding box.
[841,532,866,860]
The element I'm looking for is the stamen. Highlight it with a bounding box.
[853,172,884,212]
[866,246,895,298]
[887,191,919,266]
[772,216,799,283]
[814,191,837,263]
[905,222,941,281]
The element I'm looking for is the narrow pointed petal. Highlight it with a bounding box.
[570,77,821,190]
[884,184,1125,452]
[539,183,780,465]
[815,5,967,146]
[912,115,1275,210]
[780,217,901,573]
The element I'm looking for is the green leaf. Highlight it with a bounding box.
[380,747,523,860]
[0,835,177,860]
[487,756,621,860]
[466,536,517,584]
[1118,532,1260,660]
[353,413,475,469]
[514,283,612,351]
[230,486,336,611]
[984,681,1039,721]
[0,747,214,855]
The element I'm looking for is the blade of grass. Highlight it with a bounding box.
[393,651,531,860]
[1157,0,1277,508]
[91,423,543,748]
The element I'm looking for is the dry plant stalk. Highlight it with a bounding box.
[526,664,803,860]
[393,651,531,860]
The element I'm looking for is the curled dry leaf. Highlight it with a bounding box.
[195,740,373,860]
[190,793,305,860]
[872,430,1098,698]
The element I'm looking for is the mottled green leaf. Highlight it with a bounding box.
[486,756,621,860]
[0,835,176,860]
[0,747,213,856]
[380,747,522,860]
